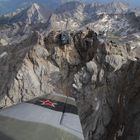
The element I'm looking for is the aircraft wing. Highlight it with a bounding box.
[0,93,84,140]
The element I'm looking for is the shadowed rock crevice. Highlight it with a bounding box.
[0,131,14,140]
[73,41,140,140]
[102,61,140,140]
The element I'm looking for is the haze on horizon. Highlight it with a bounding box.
[97,0,140,8]
[0,0,139,7]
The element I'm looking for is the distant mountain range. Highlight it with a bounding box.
[0,0,132,15]
[0,0,61,15]
[0,1,140,37]
[49,1,130,31]
[0,0,83,15]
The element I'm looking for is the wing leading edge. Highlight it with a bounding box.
[0,93,84,140]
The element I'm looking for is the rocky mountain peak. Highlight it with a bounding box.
[25,3,43,24]
[2,2,52,25]
[110,0,129,11]
[27,3,41,15]
[90,1,101,8]
[25,3,51,24]
[55,1,85,13]
[31,3,40,10]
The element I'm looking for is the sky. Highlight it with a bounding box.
[0,0,140,8]
[97,0,140,7]
[83,0,140,8]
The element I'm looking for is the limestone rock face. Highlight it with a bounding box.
[0,32,61,107]
[0,39,8,46]
[73,41,140,140]
[0,30,82,107]
[0,29,139,140]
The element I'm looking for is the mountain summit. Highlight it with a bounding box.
[106,0,129,14]
[5,3,51,25]
[24,3,51,24]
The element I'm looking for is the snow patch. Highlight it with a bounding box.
[32,3,40,10]
[0,52,8,59]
